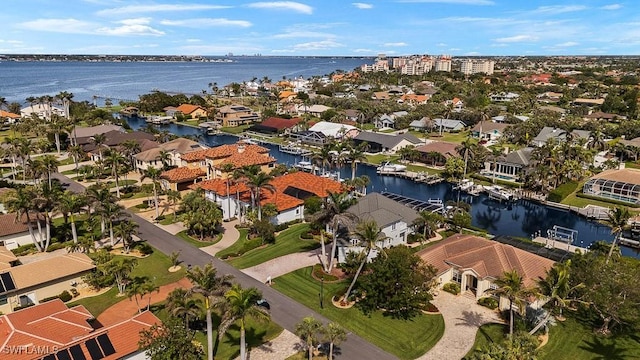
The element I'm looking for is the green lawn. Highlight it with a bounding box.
[467,316,640,360]
[428,130,470,144]
[68,248,186,316]
[227,224,318,269]
[221,124,251,134]
[175,230,220,248]
[215,228,249,259]
[273,267,444,360]
[365,154,400,165]
[152,301,283,360]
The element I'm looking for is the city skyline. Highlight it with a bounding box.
[0,1,636,56]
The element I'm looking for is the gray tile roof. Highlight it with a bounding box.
[503,147,534,166]
[533,127,590,144]
[354,131,422,149]
[347,192,420,228]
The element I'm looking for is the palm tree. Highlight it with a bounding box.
[57,192,87,244]
[114,219,138,253]
[456,137,479,179]
[68,145,85,176]
[141,166,162,219]
[166,288,202,328]
[90,133,107,161]
[343,220,388,302]
[295,317,324,360]
[105,149,126,198]
[39,154,59,188]
[245,171,275,221]
[345,141,368,180]
[605,207,631,263]
[322,322,347,360]
[100,201,126,246]
[86,183,115,234]
[312,145,333,176]
[166,190,182,220]
[309,191,358,272]
[186,264,233,360]
[220,284,270,360]
[5,186,43,251]
[157,149,172,170]
[413,210,445,241]
[121,139,142,170]
[48,114,68,154]
[486,270,536,337]
[530,260,583,335]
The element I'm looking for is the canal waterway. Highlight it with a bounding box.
[127,118,635,256]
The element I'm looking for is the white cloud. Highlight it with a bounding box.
[494,34,538,43]
[186,38,201,43]
[247,2,313,14]
[530,5,587,14]
[18,18,96,34]
[353,48,375,53]
[383,42,408,47]
[292,40,344,50]
[160,18,252,28]
[97,4,230,16]
[352,3,373,9]
[273,31,335,39]
[397,0,494,5]
[555,41,579,47]
[601,4,622,10]
[97,18,164,36]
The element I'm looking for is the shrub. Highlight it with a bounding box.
[12,243,37,256]
[70,288,79,297]
[135,202,150,209]
[135,242,154,255]
[304,196,322,216]
[41,295,61,303]
[59,290,73,302]
[477,297,499,309]
[423,302,439,313]
[155,215,166,221]
[119,192,134,199]
[442,282,460,295]
[300,230,315,240]
[576,192,640,208]
[312,264,339,282]
[14,303,36,311]
[547,181,578,202]
[47,241,71,252]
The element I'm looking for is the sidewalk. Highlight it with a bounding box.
[241,247,324,283]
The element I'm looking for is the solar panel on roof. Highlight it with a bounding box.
[1,272,16,291]
[55,349,72,360]
[69,345,87,360]
[84,339,104,360]
[96,334,115,356]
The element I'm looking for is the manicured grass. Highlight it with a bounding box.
[406,163,443,175]
[467,315,640,360]
[365,154,400,165]
[273,267,445,360]
[68,248,186,316]
[228,224,317,269]
[428,130,470,144]
[215,228,249,259]
[181,119,200,127]
[175,230,220,248]
[152,301,283,360]
[159,215,179,225]
[221,124,251,134]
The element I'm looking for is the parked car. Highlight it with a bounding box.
[256,298,270,310]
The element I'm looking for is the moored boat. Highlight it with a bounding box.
[376,161,407,173]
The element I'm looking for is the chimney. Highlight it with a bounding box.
[237,144,245,153]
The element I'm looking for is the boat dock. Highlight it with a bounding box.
[376,170,443,184]
[381,191,444,214]
[619,236,640,249]
[532,237,590,253]
[538,201,611,220]
[279,143,312,156]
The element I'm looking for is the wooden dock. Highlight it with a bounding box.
[376,170,443,184]
[533,236,590,253]
[523,196,611,220]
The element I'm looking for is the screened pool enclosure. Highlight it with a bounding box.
[583,177,640,204]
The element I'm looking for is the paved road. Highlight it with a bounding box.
[53,173,397,360]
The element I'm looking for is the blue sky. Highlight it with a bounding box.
[0,1,636,56]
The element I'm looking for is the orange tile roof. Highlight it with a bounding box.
[176,103,206,115]
[417,234,555,286]
[0,299,160,360]
[214,150,276,170]
[193,178,251,195]
[270,172,343,197]
[0,110,20,119]
[181,142,269,162]
[161,166,206,183]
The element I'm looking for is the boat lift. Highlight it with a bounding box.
[546,225,578,244]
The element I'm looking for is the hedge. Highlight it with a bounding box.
[442,282,460,295]
[547,181,578,202]
[477,297,499,310]
[576,192,640,208]
[470,173,521,188]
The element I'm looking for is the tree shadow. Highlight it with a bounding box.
[456,310,488,327]
[221,324,268,358]
[578,337,628,360]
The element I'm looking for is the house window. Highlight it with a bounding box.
[489,283,499,290]
[391,223,396,231]
[295,208,300,215]
[452,270,462,284]
[0,294,7,305]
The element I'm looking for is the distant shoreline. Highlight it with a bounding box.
[0,54,376,63]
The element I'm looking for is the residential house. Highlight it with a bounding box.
[20,104,64,121]
[0,213,39,250]
[215,104,260,127]
[409,117,433,132]
[338,192,420,262]
[373,111,407,129]
[353,131,422,153]
[537,92,563,103]
[538,105,567,115]
[416,141,460,166]
[180,142,275,180]
[307,121,358,139]
[584,111,626,123]
[583,168,640,205]
[296,104,332,117]
[134,137,207,172]
[249,117,302,134]
[160,167,207,191]
[445,98,464,112]
[531,127,590,147]
[417,234,554,307]
[0,110,21,124]
[471,122,509,142]
[399,94,429,106]
[491,115,529,123]
[433,118,466,132]
[70,124,124,146]
[482,147,534,182]
[573,98,605,107]
[372,91,391,101]
[342,109,364,123]
[163,106,179,117]
[0,252,95,313]
[289,130,328,146]
[175,104,208,119]
[490,92,520,102]
[0,246,19,270]
[81,130,157,160]
[0,299,160,359]
[196,172,342,223]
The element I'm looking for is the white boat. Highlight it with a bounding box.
[455,179,475,192]
[294,161,314,172]
[376,161,407,173]
[485,185,515,202]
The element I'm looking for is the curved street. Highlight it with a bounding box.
[53,172,397,360]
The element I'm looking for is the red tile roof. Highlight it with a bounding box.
[161,166,206,183]
[270,172,343,198]
[181,142,269,162]
[176,103,206,115]
[417,234,555,286]
[214,150,276,170]
[0,110,20,119]
[0,299,160,360]
[259,117,302,130]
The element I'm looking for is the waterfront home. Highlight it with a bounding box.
[0,298,159,359]
[583,168,640,205]
[531,127,590,147]
[584,111,627,123]
[471,122,509,142]
[249,117,302,134]
[135,137,207,172]
[179,142,275,179]
[215,104,260,127]
[289,130,329,146]
[416,141,460,166]
[409,117,433,132]
[482,147,533,182]
[195,172,342,224]
[175,103,208,119]
[353,131,422,154]
[306,121,358,139]
[433,118,466,132]
[160,166,207,191]
[0,251,95,314]
[163,106,179,117]
[0,110,21,124]
[70,124,124,146]
[82,130,157,161]
[417,234,554,309]
[337,192,420,263]
[20,104,64,121]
